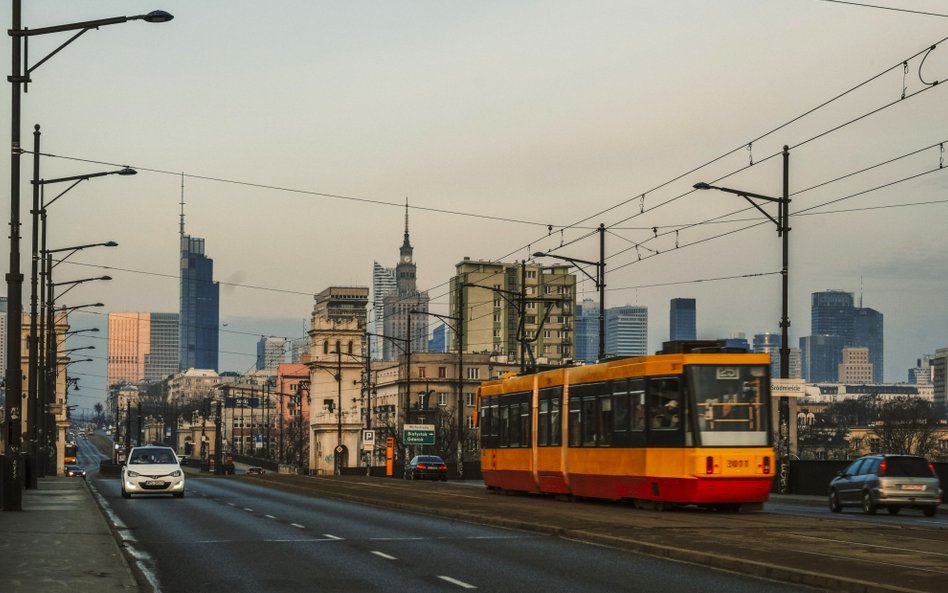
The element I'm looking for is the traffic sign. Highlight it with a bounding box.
[362,429,375,451]
[403,423,435,445]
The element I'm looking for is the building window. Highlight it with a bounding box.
[418,367,426,378]
[466,392,476,406]
[467,368,480,380]
[526,270,537,279]
[438,367,446,378]
[439,392,448,406]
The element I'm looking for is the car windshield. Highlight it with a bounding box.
[130,449,176,464]
[883,456,934,477]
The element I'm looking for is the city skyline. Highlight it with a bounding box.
[3,2,948,412]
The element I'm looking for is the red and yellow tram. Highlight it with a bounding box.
[477,342,775,508]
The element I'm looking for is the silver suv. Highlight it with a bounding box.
[828,454,942,516]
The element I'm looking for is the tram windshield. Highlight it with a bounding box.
[687,365,770,447]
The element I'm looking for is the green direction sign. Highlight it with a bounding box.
[403,423,435,445]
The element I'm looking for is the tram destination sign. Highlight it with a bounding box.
[403,424,435,445]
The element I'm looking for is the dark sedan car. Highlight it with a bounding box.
[64,464,86,478]
[404,455,448,481]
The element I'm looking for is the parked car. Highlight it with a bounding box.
[121,445,185,499]
[404,455,448,481]
[64,464,85,478]
[246,466,265,475]
[828,454,942,516]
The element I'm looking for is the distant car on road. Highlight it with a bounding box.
[404,455,448,481]
[246,466,265,475]
[828,454,942,516]
[121,445,185,499]
[64,464,85,478]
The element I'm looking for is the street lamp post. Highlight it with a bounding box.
[410,309,465,479]
[4,2,172,511]
[533,223,606,361]
[693,145,791,493]
[27,194,117,482]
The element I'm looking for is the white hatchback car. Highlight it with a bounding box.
[121,445,185,498]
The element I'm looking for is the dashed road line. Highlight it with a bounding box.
[290,522,305,529]
[265,514,277,519]
[438,575,476,589]
[323,533,342,540]
[371,551,397,560]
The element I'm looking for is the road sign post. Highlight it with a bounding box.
[403,424,435,446]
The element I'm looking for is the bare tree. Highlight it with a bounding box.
[867,396,940,458]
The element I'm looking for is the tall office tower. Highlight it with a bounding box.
[605,305,648,357]
[256,336,286,371]
[381,205,429,359]
[800,334,846,383]
[144,313,179,383]
[179,234,220,371]
[669,298,696,341]
[110,312,180,386]
[838,347,873,383]
[932,348,948,415]
[428,323,446,353]
[451,259,576,366]
[853,307,884,383]
[289,336,310,364]
[908,355,933,385]
[108,313,151,387]
[371,262,397,360]
[753,332,782,377]
[575,297,600,363]
[811,290,855,343]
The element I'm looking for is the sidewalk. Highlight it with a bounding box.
[0,476,138,593]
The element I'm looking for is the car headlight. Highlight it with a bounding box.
[171,470,182,477]
[127,470,141,478]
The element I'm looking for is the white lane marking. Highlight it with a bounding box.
[323,533,342,540]
[265,514,277,519]
[291,523,305,529]
[371,551,397,560]
[438,576,477,589]
[227,502,236,507]
[243,507,254,512]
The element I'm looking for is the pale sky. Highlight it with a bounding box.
[3,1,948,413]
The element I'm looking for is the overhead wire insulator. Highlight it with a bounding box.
[902,61,909,99]
[941,143,945,169]
[747,142,754,166]
[640,194,645,213]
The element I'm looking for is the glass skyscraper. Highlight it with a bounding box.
[179,235,219,371]
[605,305,648,357]
[669,298,696,341]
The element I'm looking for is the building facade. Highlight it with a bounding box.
[450,259,576,367]
[107,312,151,387]
[144,313,179,383]
[179,234,219,372]
[854,307,884,383]
[307,286,369,475]
[838,347,873,384]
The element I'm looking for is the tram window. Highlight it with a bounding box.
[550,395,561,445]
[519,403,531,448]
[630,390,646,431]
[649,378,681,430]
[480,404,492,440]
[582,397,597,445]
[568,396,582,446]
[613,389,630,433]
[598,395,613,446]
[499,405,509,447]
[508,403,522,447]
[538,399,550,446]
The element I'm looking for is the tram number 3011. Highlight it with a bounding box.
[726,459,750,469]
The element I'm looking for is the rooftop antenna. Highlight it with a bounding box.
[179,172,186,238]
[859,276,863,308]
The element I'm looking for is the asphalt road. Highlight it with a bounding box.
[92,474,821,593]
